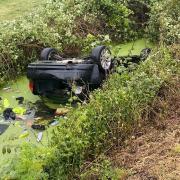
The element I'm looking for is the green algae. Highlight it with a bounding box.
[111,38,154,56]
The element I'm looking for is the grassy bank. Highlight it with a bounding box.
[0,0,44,21]
[47,48,179,179]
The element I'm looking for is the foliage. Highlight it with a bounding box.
[148,0,180,44]
[0,143,53,180]
[80,155,127,180]
[44,48,179,179]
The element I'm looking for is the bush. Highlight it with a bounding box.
[148,0,180,44]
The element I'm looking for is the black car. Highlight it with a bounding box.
[27,46,151,102]
[27,46,113,102]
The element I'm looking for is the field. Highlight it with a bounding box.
[0,0,44,21]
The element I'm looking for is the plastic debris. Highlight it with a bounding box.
[3,108,16,120]
[16,97,24,104]
[50,120,59,126]
[55,108,69,116]
[31,124,46,131]
[19,131,29,139]
[3,87,10,91]
[13,107,26,115]
[37,132,43,142]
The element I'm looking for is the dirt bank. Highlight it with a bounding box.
[111,83,180,180]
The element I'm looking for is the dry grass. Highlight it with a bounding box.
[109,78,180,179]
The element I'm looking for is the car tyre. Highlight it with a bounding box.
[140,48,151,60]
[91,46,112,73]
[40,48,58,61]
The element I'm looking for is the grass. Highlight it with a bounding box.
[0,0,44,21]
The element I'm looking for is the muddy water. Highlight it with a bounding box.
[0,77,59,167]
[0,76,39,107]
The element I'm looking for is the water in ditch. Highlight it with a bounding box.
[0,38,154,166]
[0,77,66,166]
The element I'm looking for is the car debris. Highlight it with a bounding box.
[55,108,69,116]
[3,87,11,91]
[31,124,46,131]
[0,124,9,135]
[3,108,16,120]
[37,132,43,142]
[16,96,24,104]
[19,130,29,139]
[50,120,59,126]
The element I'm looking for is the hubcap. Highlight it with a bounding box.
[100,48,112,70]
[48,51,56,60]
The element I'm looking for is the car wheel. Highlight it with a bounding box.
[91,46,112,72]
[40,48,58,61]
[140,48,151,60]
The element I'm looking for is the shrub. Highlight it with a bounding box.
[148,0,180,44]
[0,143,53,180]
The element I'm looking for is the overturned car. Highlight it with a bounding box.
[27,46,151,102]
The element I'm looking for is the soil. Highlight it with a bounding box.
[110,89,180,180]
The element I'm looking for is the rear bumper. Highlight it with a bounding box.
[27,61,103,97]
[27,62,95,82]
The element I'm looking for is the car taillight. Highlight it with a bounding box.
[29,81,34,92]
